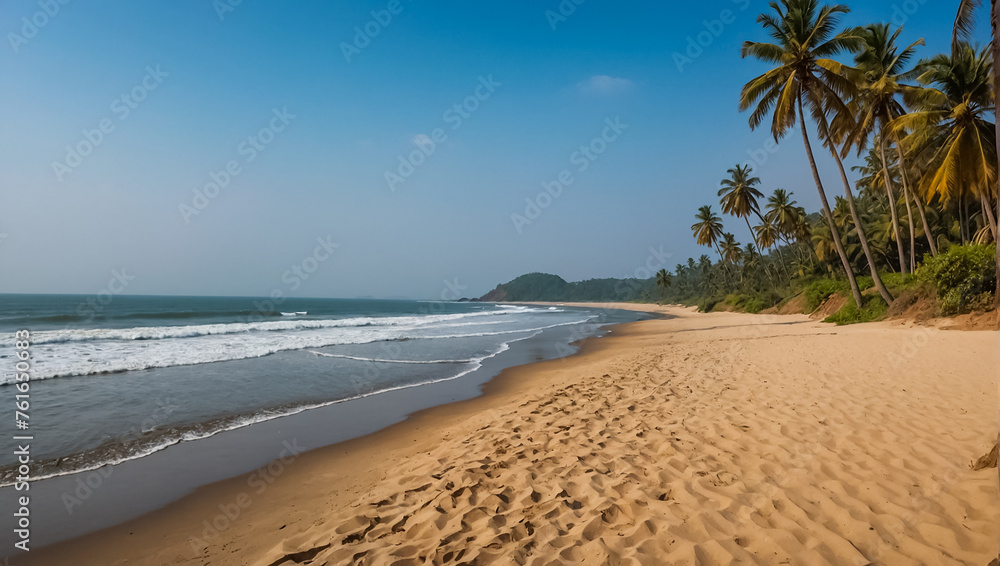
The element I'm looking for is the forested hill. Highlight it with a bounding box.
[476,273,657,303]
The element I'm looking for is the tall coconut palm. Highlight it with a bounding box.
[894,45,997,243]
[820,93,896,304]
[718,164,766,235]
[953,0,1000,303]
[740,0,865,307]
[848,23,937,268]
[854,142,938,257]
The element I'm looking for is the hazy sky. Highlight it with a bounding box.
[0,1,990,299]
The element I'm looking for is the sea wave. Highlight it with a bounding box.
[13,309,521,346]
[1,317,594,383]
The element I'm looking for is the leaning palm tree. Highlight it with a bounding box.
[821,93,896,304]
[718,164,766,235]
[894,44,997,243]
[953,0,1000,302]
[847,23,937,269]
[740,0,864,307]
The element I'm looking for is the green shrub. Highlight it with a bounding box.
[824,296,888,325]
[855,273,918,293]
[917,244,997,315]
[855,276,875,292]
[880,272,918,290]
[804,279,848,312]
[743,298,767,313]
[724,294,746,307]
[698,296,722,313]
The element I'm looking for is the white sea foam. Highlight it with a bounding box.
[4,314,594,383]
[15,309,522,346]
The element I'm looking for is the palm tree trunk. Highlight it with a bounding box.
[744,217,756,244]
[894,134,937,257]
[902,181,916,269]
[981,192,998,241]
[906,203,916,267]
[993,0,1000,306]
[756,211,792,281]
[714,245,732,287]
[961,194,970,243]
[832,141,894,305]
[879,138,909,273]
[797,95,864,307]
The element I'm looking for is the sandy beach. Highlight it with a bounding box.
[21,305,999,565]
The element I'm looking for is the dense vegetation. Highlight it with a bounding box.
[658,0,999,324]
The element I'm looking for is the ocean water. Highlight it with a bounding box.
[0,294,643,487]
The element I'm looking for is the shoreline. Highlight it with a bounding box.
[15,305,999,564]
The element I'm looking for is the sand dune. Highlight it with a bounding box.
[27,306,999,565]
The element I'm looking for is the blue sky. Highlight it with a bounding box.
[0,1,991,299]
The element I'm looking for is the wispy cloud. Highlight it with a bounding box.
[577,75,634,95]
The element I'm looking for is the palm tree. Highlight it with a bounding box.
[895,44,997,243]
[692,205,725,257]
[655,268,672,302]
[765,189,802,242]
[720,233,743,265]
[754,219,781,251]
[740,0,865,307]
[848,23,937,268]
[811,223,838,274]
[718,165,766,235]
[953,0,1000,303]
[821,101,896,304]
